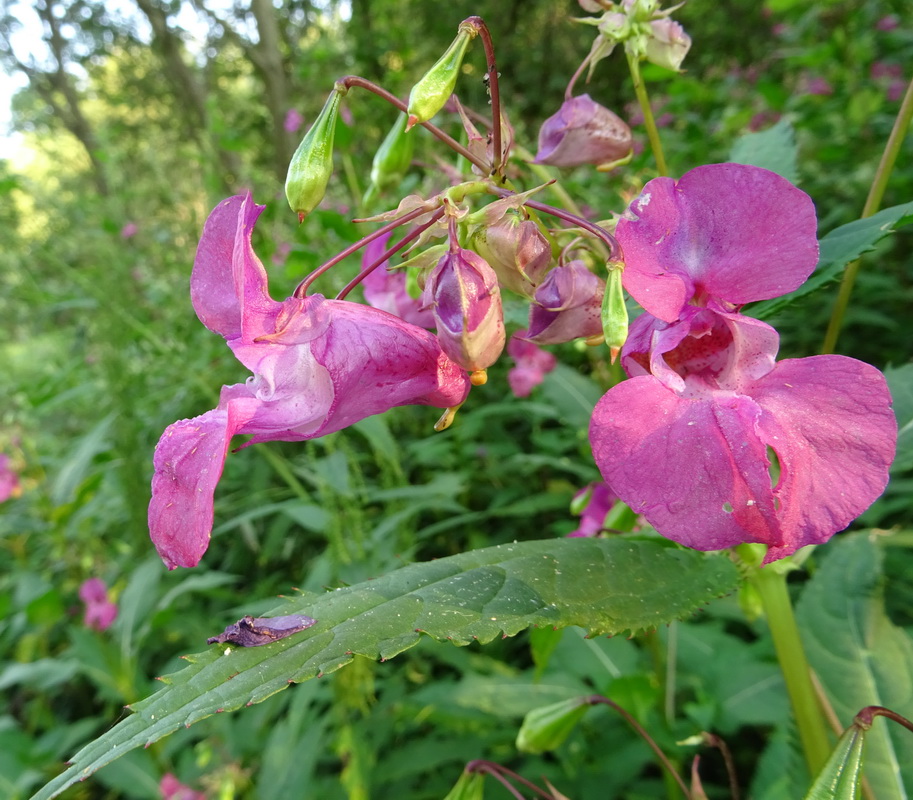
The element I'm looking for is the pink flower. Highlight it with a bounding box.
[0,454,21,502]
[283,109,304,133]
[361,231,434,328]
[590,165,896,562]
[803,76,834,96]
[120,222,138,239]
[507,332,556,397]
[149,194,470,569]
[567,483,614,537]
[534,95,632,170]
[160,773,205,800]
[876,15,899,31]
[79,578,118,631]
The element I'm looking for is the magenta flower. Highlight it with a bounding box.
[361,231,435,328]
[0,454,20,502]
[160,773,205,800]
[149,194,470,569]
[568,483,615,537]
[507,332,557,397]
[525,261,604,344]
[590,164,896,562]
[120,222,138,239]
[534,94,632,170]
[617,164,819,324]
[283,108,304,133]
[79,578,118,631]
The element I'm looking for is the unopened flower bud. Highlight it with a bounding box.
[526,262,605,344]
[406,24,475,129]
[285,86,344,222]
[426,246,505,377]
[365,112,414,204]
[516,698,590,754]
[645,17,691,72]
[601,264,628,362]
[534,94,632,170]
[471,216,552,297]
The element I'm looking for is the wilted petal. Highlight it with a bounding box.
[618,164,818,322]
[534,94,632,169]
[526,262,604,344]
[645,18,691,71]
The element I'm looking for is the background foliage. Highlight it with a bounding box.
[1,0,911,797]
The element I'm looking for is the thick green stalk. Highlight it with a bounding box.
[821,75,913,353]
[625,50,669,177]
[751,564,831,776]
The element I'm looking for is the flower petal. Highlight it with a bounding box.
[752,355,896,561]
[618,164,818,322]
[589,376,782,552]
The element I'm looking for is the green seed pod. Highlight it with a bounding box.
[364,112,414,205]
[406,24,475,129]
[516,698,590,754]
[285,86,344,222]
[601,263,628,362]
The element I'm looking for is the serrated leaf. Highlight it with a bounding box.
[796,534,913,799]
[751,202,913,319]
[729,118,799,183]
[31,537,739,799]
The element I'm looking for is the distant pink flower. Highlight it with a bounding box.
[79,578,118,631]
[876,15,899,31]
[803,76,834,96]
[507,332,556,397]
[568,483,614,537]
[120,222,138,239]
[887,80,905,102]
[871,62,902,80]
[160,773,205,800]
[0,454,20,502]
[271,241,292,267]
[748,111,781,132]
[283,109,304,133]
[149,194,470,569]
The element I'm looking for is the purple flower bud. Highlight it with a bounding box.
[525,262,605,344]
[471,216,552,297]
[534,94,632,170]
[426,247,505,380]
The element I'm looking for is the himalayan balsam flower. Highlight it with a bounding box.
[149,194,469,569]
[160,773,205,800]
[568,483,615,537]
[120,222,138,239]
[0,454,21,502]
[507,332,556,397]
[284,108,304,133]
[590,164,896,563]
[79,578,117,631]
[534,95,632,170]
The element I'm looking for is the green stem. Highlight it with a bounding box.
[821,75,913,354]
[751,564,831,776]
[625,50,669,177]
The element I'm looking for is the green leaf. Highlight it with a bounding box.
[796,534,913,799]
[885,363,913,472]
[31,538,739,799]
[751,202,913,319]
[803,725,866,800]
[540,362,605,429]
[729,118,799,183]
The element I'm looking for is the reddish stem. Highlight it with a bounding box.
[335,207,446,300]
[464,16,505,180]
[465,761,555,799]
[520,197,624,264]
